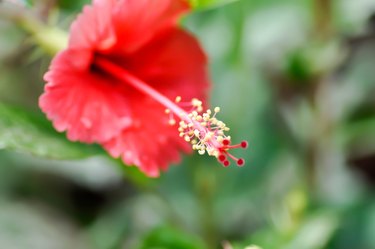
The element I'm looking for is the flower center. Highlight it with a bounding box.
[94,57,248,167]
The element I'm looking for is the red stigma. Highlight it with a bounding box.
[222,139,230,146]
[173,96,249,169]
[237,158,245,167]
[218,139,248,167]
[240,141,248,148]
[218,154,226,162]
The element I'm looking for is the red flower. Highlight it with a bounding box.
[40,0,247,177]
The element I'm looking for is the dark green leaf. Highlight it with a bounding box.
[189,0,240,10]
[139,226,206,249]
[57,0,90,11]
[0,103,102,160]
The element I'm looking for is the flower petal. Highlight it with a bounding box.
[112,0,190,53]
[101,28,209,176]
[122,28,210,102]
[103,97,190,177]
[69,0,117,51]
[40,49,133,143]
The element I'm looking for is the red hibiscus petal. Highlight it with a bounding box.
[40,0,212,177]
[122,28,210,102]
[69,0,117,51]
[103,97,190,177]
[40,49,133,143]
[112,0,190,53]
[100,28,209,176]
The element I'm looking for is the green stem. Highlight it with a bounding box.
[192,161,217,249]
[313,0,333,40]
[0,6,67,55]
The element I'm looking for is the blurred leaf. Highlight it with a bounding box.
[248,210,339,249]
[286,50,312,82]
[4,0,33,7]
[139,226,206,249]
[283,211,339,249]
[31,26,68,55]
[339,117,375,154]
[18,18,68,56]
[23,0,32,7]
[88,202,131,249]
[110,158,158,189]
[189,0,240,10]
[0,103,102,160]
[0,200,90,249]
[57,0,90,11]
[244,246,263,249]
[285,40,344,83]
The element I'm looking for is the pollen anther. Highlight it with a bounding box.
[174,97,248,167]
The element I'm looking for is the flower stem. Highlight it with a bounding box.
[313,0,333,40]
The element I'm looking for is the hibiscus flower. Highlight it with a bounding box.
[40,0,247,177]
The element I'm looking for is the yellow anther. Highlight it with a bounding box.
[192,98,202,106]
[207,148,214,155]
[205,132,213,140]
[165,109,170,114]
[175,98,236,160]
[169,119,176,125]
[194,129,200,137]
[212,150,219,157]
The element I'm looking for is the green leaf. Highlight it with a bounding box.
[189,0,240,10]
[0,103,102,160]
[112,158,159,189]
[283,211,339,249]
[23,0,32,7]
[139,226,206,249]
[57,0,91,12]
[6,0,33,7]
[338,117,375,154]
[0,200,89,249]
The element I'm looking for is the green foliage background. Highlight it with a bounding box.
[0,0,375,248]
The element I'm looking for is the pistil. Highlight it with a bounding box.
[94,57,248,167]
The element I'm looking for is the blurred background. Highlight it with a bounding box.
[0,0,375,248]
